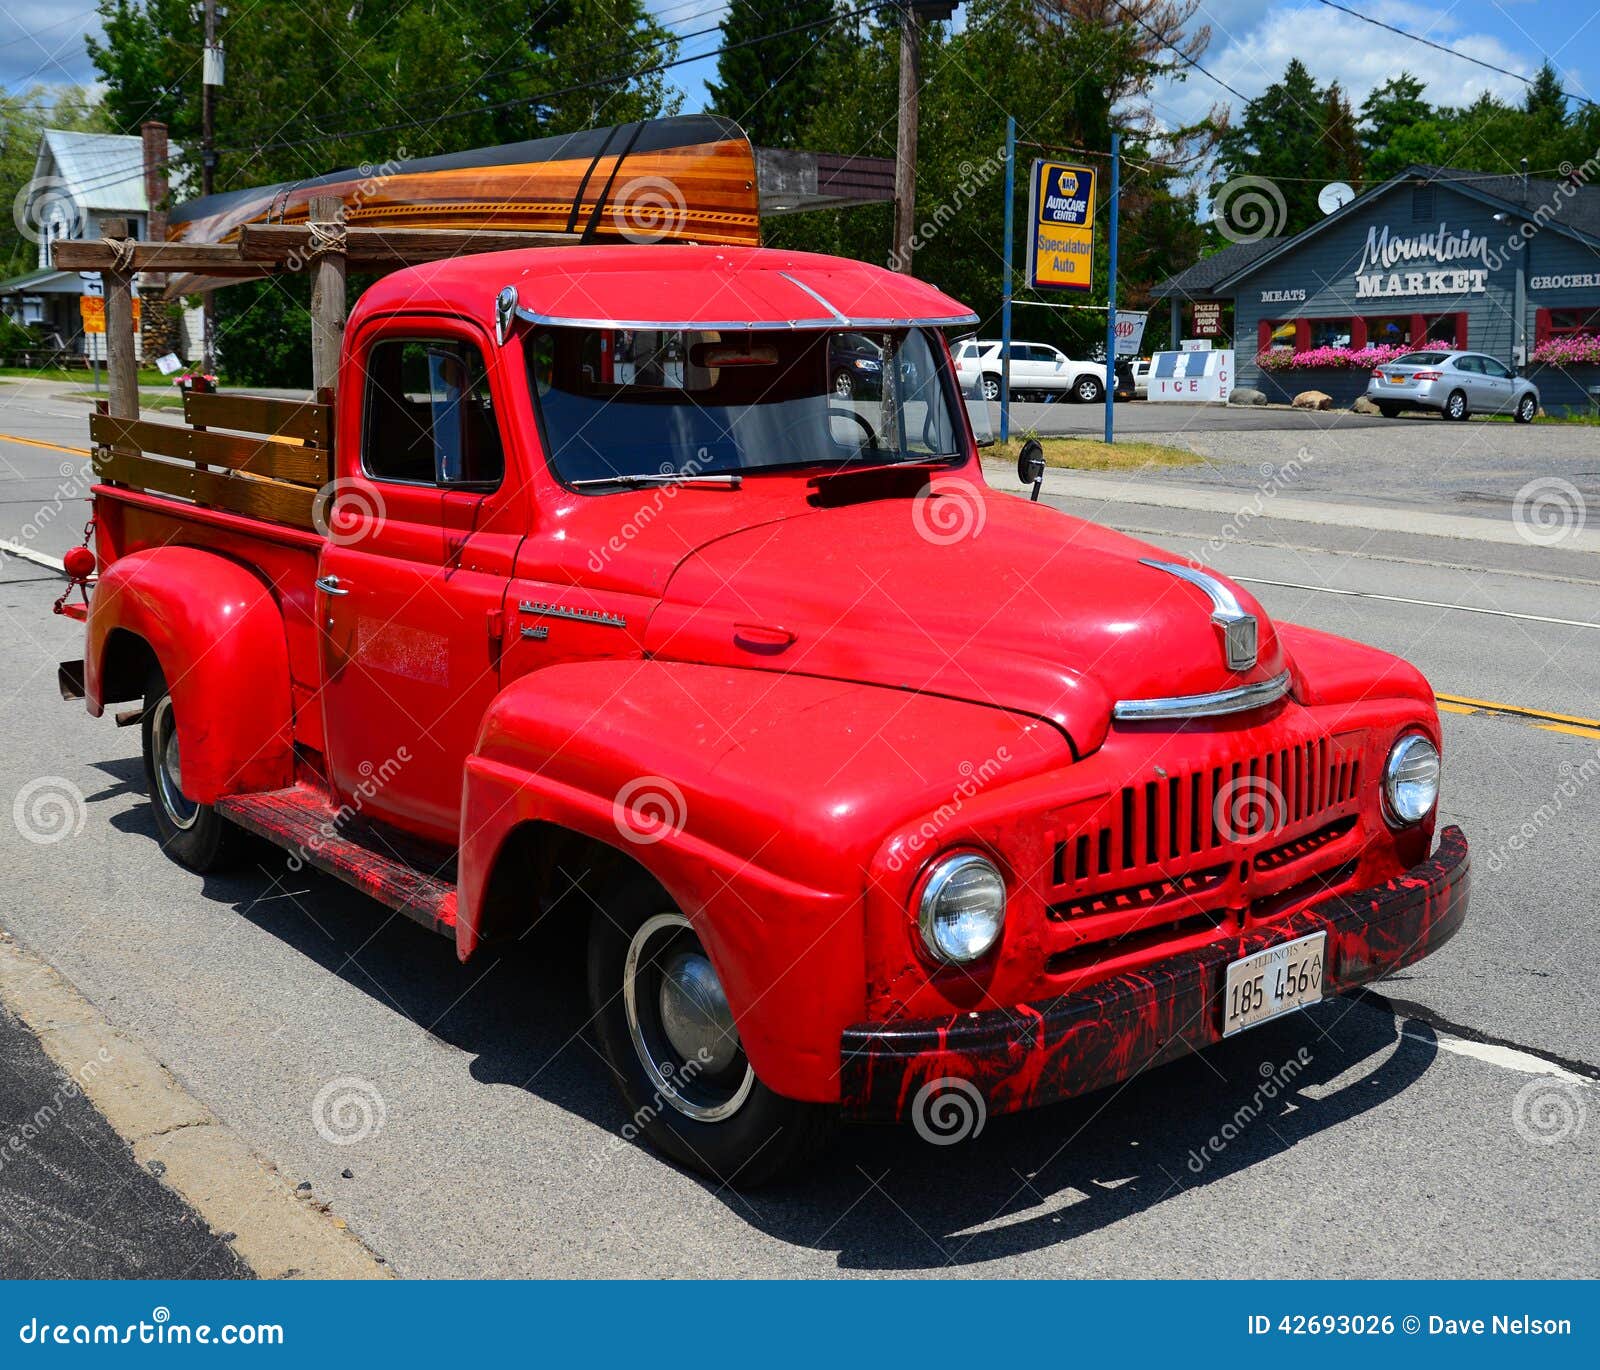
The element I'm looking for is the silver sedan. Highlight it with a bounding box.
[1367,349,1539,422]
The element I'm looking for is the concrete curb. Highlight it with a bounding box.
[0,931,390,1280]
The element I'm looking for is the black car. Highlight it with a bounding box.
[829,332,887,398]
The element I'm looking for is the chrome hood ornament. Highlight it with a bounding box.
[1139,559,1258,672]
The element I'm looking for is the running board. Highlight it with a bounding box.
[217,786,457,936]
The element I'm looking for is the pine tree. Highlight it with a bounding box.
[1523,61,1567,125]
[706,1,844,148]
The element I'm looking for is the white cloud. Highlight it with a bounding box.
[1150,2,1536,133]
[0,1,103,91]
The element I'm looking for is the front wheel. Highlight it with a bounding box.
[832,369,854,399]
[981,373,1001,402]
[1444,389,1469,421]
[1073,375,1103,403]
[1514,394,1537,424]
[587,875,833,1187]
[141,676,242,872]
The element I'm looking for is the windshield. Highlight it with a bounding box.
[525,326,973,484]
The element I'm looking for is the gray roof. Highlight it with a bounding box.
[1149,237,1285,300]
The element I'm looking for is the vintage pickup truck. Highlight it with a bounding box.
[58,244,1468,1185]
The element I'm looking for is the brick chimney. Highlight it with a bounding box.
[139,120,177,361]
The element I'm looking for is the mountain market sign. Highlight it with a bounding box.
[1353,222,1491,299]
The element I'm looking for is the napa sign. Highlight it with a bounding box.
[1353,222,1491,299]
[1027,160,1096,293]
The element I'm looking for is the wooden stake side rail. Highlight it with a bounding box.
[182,390,332,447]
[90,414,331,487]
[91,446,318,529]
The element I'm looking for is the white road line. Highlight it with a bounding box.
[0,540,66,575]
[1233,575,1600,630]
[1404,1028,1592,1087]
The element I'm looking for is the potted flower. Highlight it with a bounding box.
[174,370,218,393]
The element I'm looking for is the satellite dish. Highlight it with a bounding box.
[1318,181,1355,215]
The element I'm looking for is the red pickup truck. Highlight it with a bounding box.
[60,245,1468,1185]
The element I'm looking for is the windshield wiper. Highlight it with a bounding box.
[807,453,964,481]
[569,472,743,489]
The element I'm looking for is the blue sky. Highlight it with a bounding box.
[2,1,1595,137]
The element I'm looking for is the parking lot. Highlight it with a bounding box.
[0,381,1596,1277]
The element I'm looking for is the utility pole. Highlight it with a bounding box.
[891,2,921,273]
[890,3,956,273]
[201,0,222,371]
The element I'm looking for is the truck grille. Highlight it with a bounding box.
[1044,733,1365,962]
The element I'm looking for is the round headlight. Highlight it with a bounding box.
[917,853,1006,964]
[1384,733,1440,825]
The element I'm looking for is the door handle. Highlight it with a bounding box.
[315,574,350,596]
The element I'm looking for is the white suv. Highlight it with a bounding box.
[952,338,1107,403]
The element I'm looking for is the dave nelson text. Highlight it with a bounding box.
[1248,1315,1571,1336]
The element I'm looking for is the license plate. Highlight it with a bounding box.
[1222,931,1326,1036]
[1386,374,1406,384]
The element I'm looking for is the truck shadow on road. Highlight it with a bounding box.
[100,766,1441,1271]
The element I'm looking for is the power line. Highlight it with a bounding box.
[1100,0,1251,105]
[1315,0,1595,110]
[211,0,893,159]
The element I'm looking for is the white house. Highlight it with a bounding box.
[1,129,202,362]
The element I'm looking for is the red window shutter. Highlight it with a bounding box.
[1535,308,1552,344]
[1350,317,1368,349]
[1410,313,1426,346]
[1258,318,1272,352]
[1454,313,1468,350]
[1294,318,1310,352]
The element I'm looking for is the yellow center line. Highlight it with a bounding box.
[0,432,91,457]
[1436,692,1600,740]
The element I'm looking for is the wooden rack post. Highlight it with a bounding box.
[100,217,139,420]
[308,195,347,392]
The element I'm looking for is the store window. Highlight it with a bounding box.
[1306,318,1351,348]
[1365,315,1414,347]
[1537,307,1600,341]
[1423,315,1461,345]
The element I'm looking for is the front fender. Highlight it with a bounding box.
[457,658,1068,1101]
[86,547,293,802]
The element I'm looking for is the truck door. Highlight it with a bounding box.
[316,322,523,845]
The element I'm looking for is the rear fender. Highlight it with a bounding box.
[85,547,293,802]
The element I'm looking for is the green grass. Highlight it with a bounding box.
[0,366,173,386]
[990,435,1201,471]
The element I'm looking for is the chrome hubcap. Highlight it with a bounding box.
[623,912,754,1123]
[151,697,198,830]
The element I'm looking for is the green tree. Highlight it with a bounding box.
[706,0,844,147]
[1215,58,1343,235]
[1523,61,1567,124]
[0,85,106,280]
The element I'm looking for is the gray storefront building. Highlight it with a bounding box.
[1153,164,1600,413]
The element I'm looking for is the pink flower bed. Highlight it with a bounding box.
[1255,344,1414,372]
[1530,335,1600,367]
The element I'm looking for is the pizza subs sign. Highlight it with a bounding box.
[1352,222,1491,299]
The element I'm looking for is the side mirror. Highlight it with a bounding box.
[1017,438,1045,488]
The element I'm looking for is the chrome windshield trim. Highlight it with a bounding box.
[776,271,849,324]
[1113,670,1293,722]
[513,308,980,332]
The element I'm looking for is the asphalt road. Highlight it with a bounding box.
[0,382,1595,1277]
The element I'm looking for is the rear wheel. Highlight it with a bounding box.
[1514,394,1537,424]
[141,674,242,872]
[587,873,834,1187]
[1376,402,1399,418]
[1073,375,1103,403]
[1444,389,1469,421]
